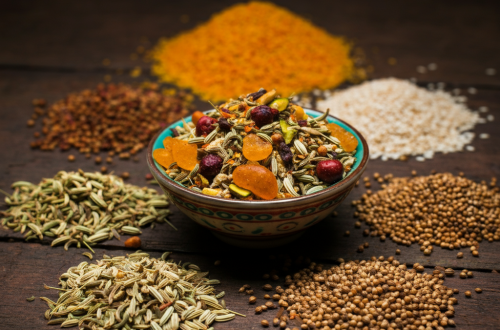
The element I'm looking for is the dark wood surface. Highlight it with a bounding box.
[1,1,500,329]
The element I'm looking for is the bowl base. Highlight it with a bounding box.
[211,231,305,249]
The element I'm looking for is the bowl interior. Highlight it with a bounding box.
[153,109,365,186]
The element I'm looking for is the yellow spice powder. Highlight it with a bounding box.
[150,1,357,101]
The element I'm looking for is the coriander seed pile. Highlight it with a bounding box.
[278,257,458,329]
[40,251,243,329]
[0,170,172,250]
[354,172,500,256]
[29,83,193,155]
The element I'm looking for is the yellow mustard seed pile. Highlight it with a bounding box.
[151,1,357,101]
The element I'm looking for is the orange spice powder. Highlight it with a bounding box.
[150,1,357,101]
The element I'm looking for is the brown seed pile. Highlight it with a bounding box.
[276,257,457,330]
[29,83,193,155]
[354,173,500,255]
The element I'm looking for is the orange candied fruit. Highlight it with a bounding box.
[326,122,358,152]
[232,164,278,200]
[191,111,205,125]
[153,148,174,168]
[171,139,198,170]
[242,134,273,161]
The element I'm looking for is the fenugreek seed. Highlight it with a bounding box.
[249,296,257,304]
[475,287,482,293]
[465,290,472,297]
[261,320,269,327]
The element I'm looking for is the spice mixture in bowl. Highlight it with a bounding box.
[147,89,368,248]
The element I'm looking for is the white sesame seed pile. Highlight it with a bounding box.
[317,78,480,160]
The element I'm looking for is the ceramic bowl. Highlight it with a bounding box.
[147,109,369,248]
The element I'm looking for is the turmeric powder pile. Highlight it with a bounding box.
[150,1,358,101]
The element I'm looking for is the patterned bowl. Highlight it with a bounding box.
[147,109,369,248]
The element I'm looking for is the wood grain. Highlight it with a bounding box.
[1,242,499,329]
[1,1,500,328]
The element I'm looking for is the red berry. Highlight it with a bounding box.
[270,107,279,121]
[199,154,223,179]
[196,116,217,136]
[251,105,273,128]
[316,159,344,184]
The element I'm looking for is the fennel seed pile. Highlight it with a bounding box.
[0,170,172,250]
[41,251,243,329]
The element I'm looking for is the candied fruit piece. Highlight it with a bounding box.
[191,111,205,125]
[172,139,198,170]
[242,134,273,161]
[279,120,297,144]
[326,123,358,152]
[233,164,278,200]
[153,148,174,168]
[292,105,306,120]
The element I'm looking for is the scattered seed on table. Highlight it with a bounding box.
[396,249,401,255]
[264,294,270,299]
[120,172,130,179]
[255,306,263,314]
[263,284,273,291]
[475,288,482,293]
[246,290,254,295]
[445,268,455,276]
[273,318,280,326]
[344,230,350,236]
[100,166,107,173]
[465,290,472,297]
[472,250,479,257]
[249,296,257,304]
[95,156,102,164]
[457,252,464,258]
[214,260,221,266]
[67,155,75,162]
[261,320,269,327]
[106,156,113,164]
[467,271,474,277]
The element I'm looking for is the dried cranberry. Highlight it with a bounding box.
[270,107,280,121]
[316,159,343,184]
[218,117,231,132]
[199,154,223,179]
[251,105,273,128]
[298,120,308,127]
[196,116,217,136]
[247,88,267,101]
[278,142,293,167]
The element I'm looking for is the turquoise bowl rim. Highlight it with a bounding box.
[147,108,369,205]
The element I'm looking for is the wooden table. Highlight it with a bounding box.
[1,1,500,329]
